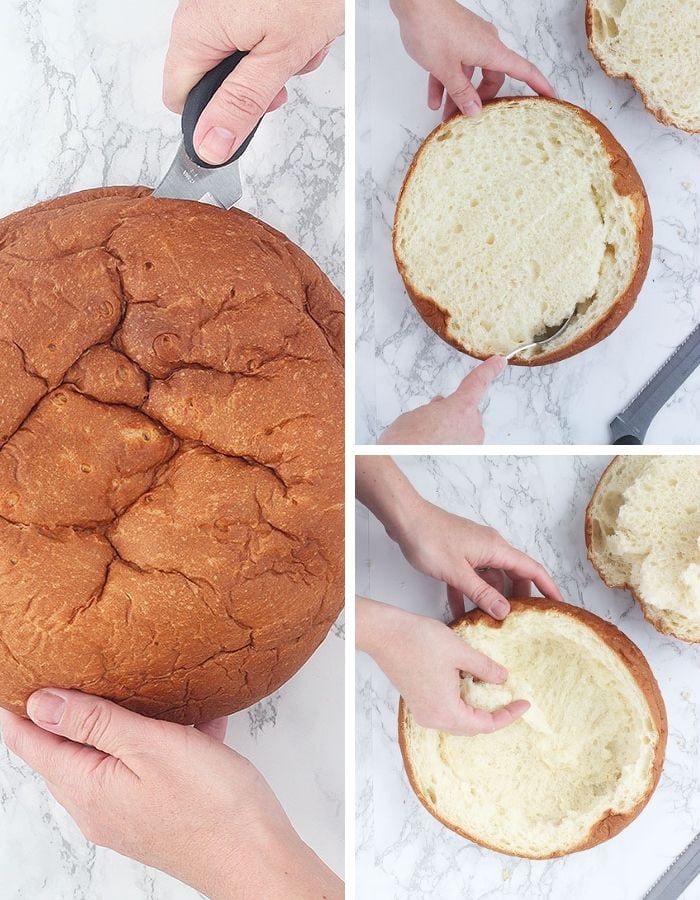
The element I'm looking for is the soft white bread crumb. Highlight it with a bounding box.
[401,604,664,858]
[588,0,700,133]
[394,98,648,362]
[587,456,700,642]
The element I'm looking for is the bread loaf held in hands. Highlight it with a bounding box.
[0,187,344,724]
[399,599,666,858]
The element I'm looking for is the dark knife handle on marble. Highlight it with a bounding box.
[613,435,643,445]
[182,51,263,169]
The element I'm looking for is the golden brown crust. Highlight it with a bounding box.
[393,96,653,366]
[398,597,667,858]
[585,3,700,134]
[0,187,345,724]
[585,458,700,644]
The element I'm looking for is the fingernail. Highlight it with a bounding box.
[463,101,481,118]
[27,690,65,726]
[197,127,237,165]
[492,599,509,619]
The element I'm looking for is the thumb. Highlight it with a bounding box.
[26,689,150,760]
[193,44,295,165]
[450,356,506,405]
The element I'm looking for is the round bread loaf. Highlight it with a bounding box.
[586,456,700,643]
[399,599,666,858]
[393,97,652,365]
[0,187,344,725]
[587,0,700,133]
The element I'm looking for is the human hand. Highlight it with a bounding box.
[378,356,505,445]
[356,598,528,735]
[392,501,563,621]
[0,691,341,900]
[390,0,555,118]
[163,0,344,165]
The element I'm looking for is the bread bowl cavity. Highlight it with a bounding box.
[399,600,666,858]
[393,98,651,365]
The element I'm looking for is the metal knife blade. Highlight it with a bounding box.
[152,142,243,209]
[643,833,700,900]
[609,321,700,444]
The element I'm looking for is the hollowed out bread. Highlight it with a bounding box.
[393,98,652,365]
[587,0,700,133]
[586,456,700,643]
[0,187,344,725]
[399,599,666,858]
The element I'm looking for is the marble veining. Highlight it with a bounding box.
[355,0,700,445]
[356,456,700,898]
[0,1,344,896]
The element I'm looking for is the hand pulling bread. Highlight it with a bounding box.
[357,599,530,736]
[379,356,506,445]
[356,457,562,736]
[0,693,341,898]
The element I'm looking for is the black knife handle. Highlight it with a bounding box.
[182,51,263,169]
[613,435,643,445]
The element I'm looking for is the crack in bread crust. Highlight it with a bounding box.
[0,187,344,724]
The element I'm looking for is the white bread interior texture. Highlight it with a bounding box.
[393,98,652,365]
[587,456,700,643]
[399,600,666,859]
[587,0,700,133]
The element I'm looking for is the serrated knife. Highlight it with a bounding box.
[609,322,700,444]
[153,51,263,209]
[642,833,700,900]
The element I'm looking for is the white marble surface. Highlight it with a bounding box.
[356,456,700,899]
[355,0,700,445]
[0,1,344,897]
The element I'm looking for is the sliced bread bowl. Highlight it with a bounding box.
[393,97,652,365]
[587,456,700,643]
[399,598,666,858]
[587,0,700,133]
